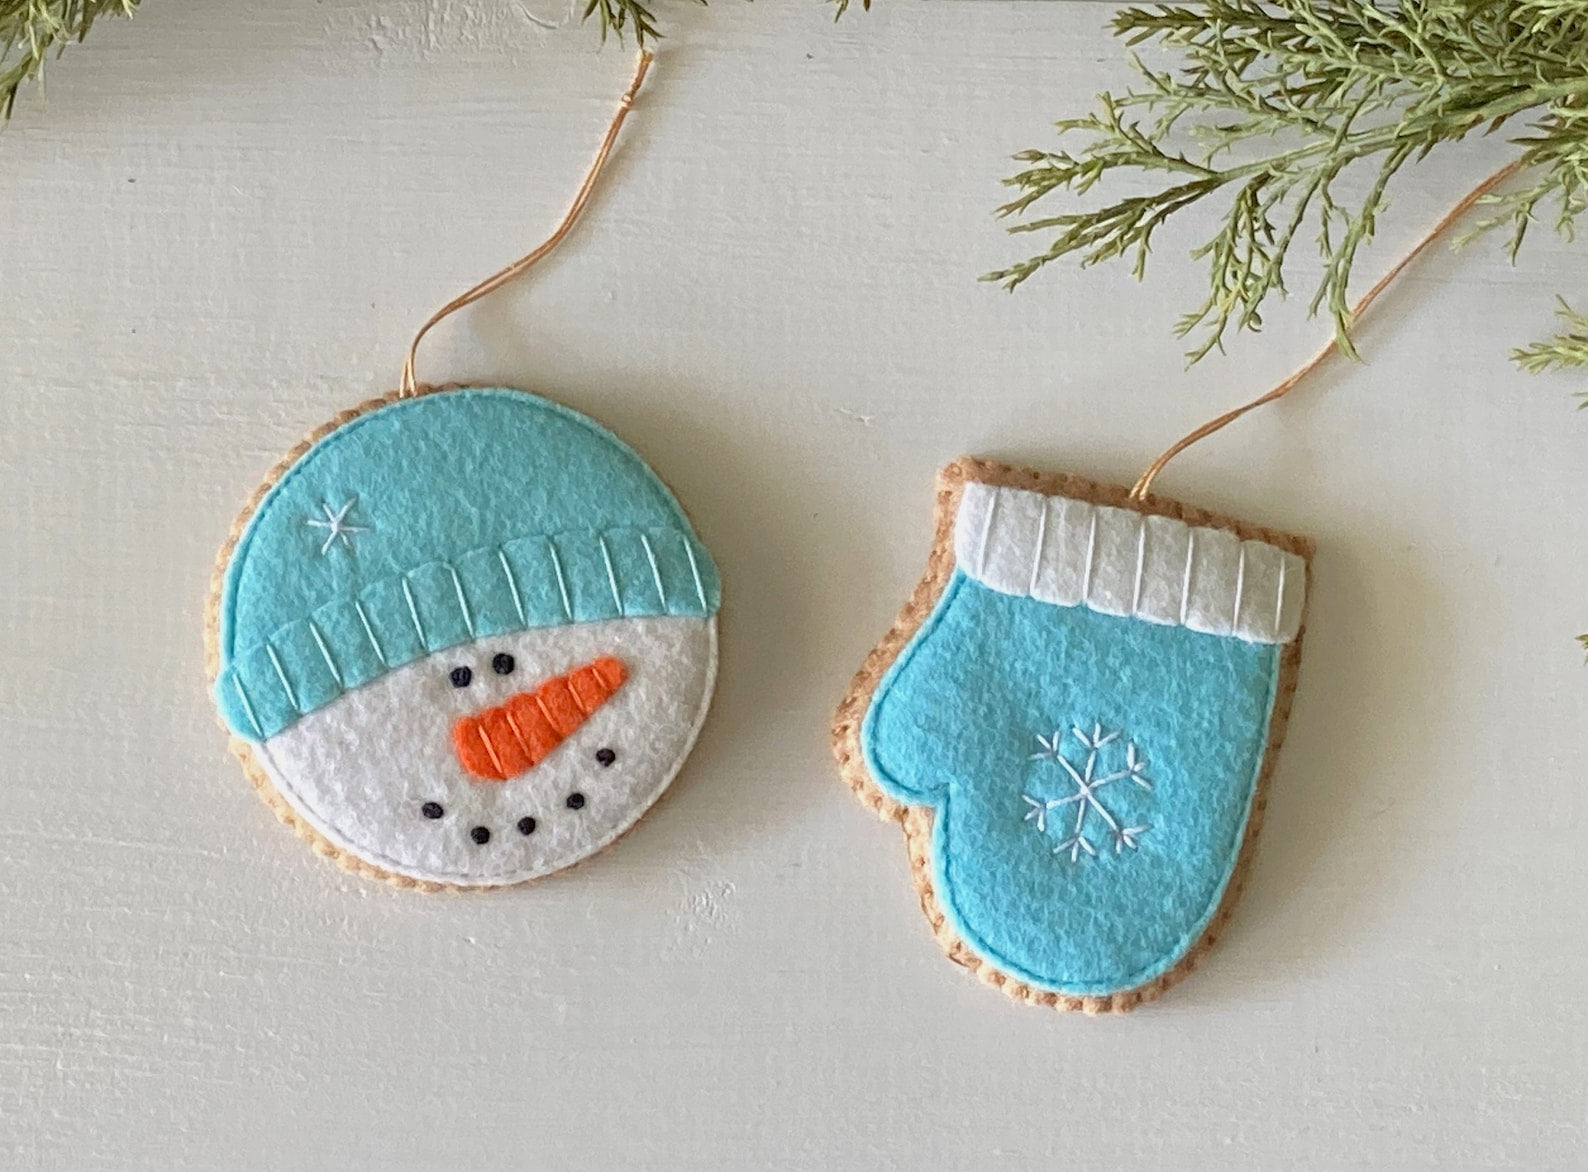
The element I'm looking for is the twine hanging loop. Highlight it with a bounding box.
[1128,158,1525,502]
[400,50,655,397]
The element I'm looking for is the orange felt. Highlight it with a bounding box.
[453,655,629,781]
[452,716,502,781]
[479,707,535,778]
[535,679,585,737]
[503,694,561,764]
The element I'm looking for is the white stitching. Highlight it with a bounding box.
[597,534,625,617]
[1274,553,1288,639]
[545,538,574,621]
[230,675,265,739]
[352,599,388,668]
[638,532,668,610]
[264,644,300,712]
[1180,529,1196,625]
[1080,509,1099,604]
[1027,499,1049,598]
[952,483,1301,643]
[304,496,368,556]
[306,619,343,687]
[682,537,707,612]
[400,578,428,648]
[448,564,476,638]
[497,549,527,626]
[1024,724,1152,862]
[1231,544,1247,638]
[976,487,1000,578]
[1130,516,1147,616]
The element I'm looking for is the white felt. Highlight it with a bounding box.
[254,615,717,887]
[954,481,1305,644]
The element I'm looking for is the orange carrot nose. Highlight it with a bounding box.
[452,655,627,782]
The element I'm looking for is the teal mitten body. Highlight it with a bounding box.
[843,462,1310,1010]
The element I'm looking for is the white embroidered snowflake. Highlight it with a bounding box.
[306,496,369,555]
[1023,723,1153,862]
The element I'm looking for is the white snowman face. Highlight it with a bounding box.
[251,615,717,886]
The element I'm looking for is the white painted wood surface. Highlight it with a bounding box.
[3,2,1586,1166]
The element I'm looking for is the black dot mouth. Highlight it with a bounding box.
[595,747,616,767]
[469,826,491,845]
[516,816,537,836]
[421,802,445,820]
[565,792,586,810]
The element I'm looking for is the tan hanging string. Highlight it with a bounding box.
[400,50,655,398]
[1127,157,1525,503]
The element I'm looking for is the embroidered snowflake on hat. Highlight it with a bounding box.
[207,387,720,888]
[834,458,1311,1012]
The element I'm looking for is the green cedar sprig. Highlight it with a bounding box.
[986,0,1588,364]
[583,0,665,45]
[0,0,706,119]
[1511,298,1588,653]
[1,0,137,119]
[1513,297,1588,387]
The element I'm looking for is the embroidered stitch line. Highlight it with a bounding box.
[499,704,533,759]
[597,534,625,616]
[638,532,668,609]
[1231,545,1247,637]
[1273,552,1287,635]
[352,598,389,668]
[400,578,429,648]
[306,619,344,687]
[1130,521,1147,617]
[264,643,300,712]
[977,488,1000,577]
[1179,529,1196,626]
[475,722,507,778]
[682,537,708,612]
[1027,502,1049,597]
[496,548,528,626]
[545,538,574,621]
[230,675,265,740]
[448,565,476,638]
[1080,510,1099,604]
[1023,723,1154,862]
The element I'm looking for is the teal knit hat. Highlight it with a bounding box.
[213,388,721,743]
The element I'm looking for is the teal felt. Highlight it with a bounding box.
[862,571,1280,997]
[215,388,720,741]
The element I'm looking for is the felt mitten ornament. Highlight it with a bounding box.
[835,459,1311,1011]
[205,55,720,889]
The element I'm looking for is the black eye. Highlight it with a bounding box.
[492,653,515,675]
[595,748,616,767]
[566,792,586,810]
[449,666,473,688]
[470,826,491,845]
[516,816,537,836]
[421,802,445,819]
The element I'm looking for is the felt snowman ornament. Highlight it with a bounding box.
[207,386,720,889]
[834,458,1311,1011]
